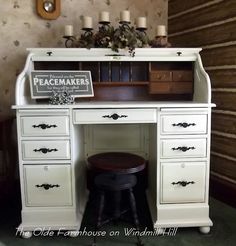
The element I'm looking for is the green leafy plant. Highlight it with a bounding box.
[74,23,151,55]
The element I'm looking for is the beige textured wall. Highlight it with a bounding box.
[0,0,167,115]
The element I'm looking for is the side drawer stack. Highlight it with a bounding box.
[18,110,72,207]
[159,109,208,204]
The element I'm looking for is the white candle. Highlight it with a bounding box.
[156,25,167,36]
[136,17,147,28]
[64,25,73,36]
[99,11,110,22]
[83,16,93,29]
[120,10,130,22]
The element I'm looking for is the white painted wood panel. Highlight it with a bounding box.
[21,116,69,137]
[161,114,207,134]
[161,138,207,158]
[22,140,71,160]
[73,108,157,124]
[24,165,72,206]
[161,162,206,203]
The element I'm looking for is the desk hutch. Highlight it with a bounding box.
[13,48,214,238]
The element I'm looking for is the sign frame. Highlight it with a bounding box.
[30,70,94,99]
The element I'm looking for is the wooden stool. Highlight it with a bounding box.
[87,152,145,246]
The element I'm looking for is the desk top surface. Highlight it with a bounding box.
[12,101,215,109]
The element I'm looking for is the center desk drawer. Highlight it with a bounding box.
[22,140,70,160]
[161,114,207,135]
[73,109,157,124]
[24,165,72,206]
[161,138,207,158]
[21,116,70,137]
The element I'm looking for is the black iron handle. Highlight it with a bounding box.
[33,148,58,154]
[32,123,57,129]
[172,146,195,152]
[177,51,182,56]
[102,113,128,120]
[172,181,195,187]
[46,51,53,56]
[172,122,196,128]
[35,183,60,190]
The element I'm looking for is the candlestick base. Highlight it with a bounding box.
[119,21,131,25]
[82,28,93,31]
[136,27,147,32]
[99,21,110,25]
[150,36,171,48]
[63,36,76,48]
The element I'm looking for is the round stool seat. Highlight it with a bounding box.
[95,173,137,191]
[87,152,146,174]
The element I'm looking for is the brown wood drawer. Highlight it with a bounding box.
[173,71,192,82]
[149,82,193,94]
[149,71,172,82]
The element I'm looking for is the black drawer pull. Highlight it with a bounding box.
[172,122,196,128]
[35,183,60,190]
[33,148,58,154]
[102,113,128,120]
[172,181,195,187]
[32,124,57,129]
[172,146,195,152]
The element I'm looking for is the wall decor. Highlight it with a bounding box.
[36,0,61,20]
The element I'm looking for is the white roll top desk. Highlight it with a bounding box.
[13,48,215,238]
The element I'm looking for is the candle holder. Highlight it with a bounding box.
[150,36,171,48]
[135,27,149,48]
[82,27,93,35]
[95,22,114,48]
[63,35,77,48]
[76,28,95,48]
[119,21,132,30]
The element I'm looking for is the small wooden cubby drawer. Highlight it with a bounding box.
[149,81,193,94]
[173,71,193,82]
[149,71,172,82]
[149,70,193,94]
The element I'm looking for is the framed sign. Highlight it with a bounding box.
[30,70,94,99]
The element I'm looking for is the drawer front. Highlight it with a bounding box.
[24,165,72,206]
[161,114,207,134]
[22,140,70,160]
[149,82,192,94]
[21,116,70,137]
[149,71,172,82]
[73,109,157,124]
[161,162,206,203]
[161,138,207,158]
[172,71,192,82]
